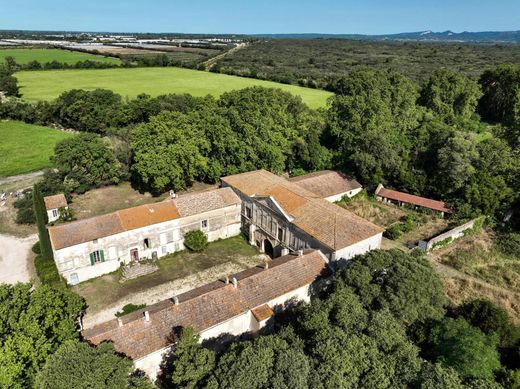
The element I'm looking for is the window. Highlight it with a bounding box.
[89,250,104,265]
[161,245,167,255]
[69,273,79,285]
[201,220,208,230]
[143,238,150,249]
[277,227,284,242]
[160,233,168,245]
[52,209,58,218]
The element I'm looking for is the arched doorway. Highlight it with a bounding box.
[263,239,274,258]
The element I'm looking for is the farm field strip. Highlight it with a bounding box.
[0,120,73,177]
[16,67,332,109]
[0,48,120,64]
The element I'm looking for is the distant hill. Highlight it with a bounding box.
[253,30,520,43]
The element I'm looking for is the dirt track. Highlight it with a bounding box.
[0,233,37,284]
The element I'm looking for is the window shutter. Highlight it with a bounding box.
[100,250,105,262]
[89,253,94,266]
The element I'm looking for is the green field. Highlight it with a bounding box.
[16,67,332,109]
[0,48,120,65]
[0,120,73,177]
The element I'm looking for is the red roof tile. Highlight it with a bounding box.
[289,170,362,199]
[82,250,328,360]
[376,186,451,213]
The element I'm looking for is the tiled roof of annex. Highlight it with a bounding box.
[82,250,328,360]
[43,193,68,210]
[221,170,384,251]
[375,185,452,213]
[48,188,239,250]
[289,170,362,199]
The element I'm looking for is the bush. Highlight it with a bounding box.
[384,224,403,240]
[184,230,208,252]
[15,206,36,224]
[115,303,146,317]
[32,241,41,254]
[34,255,63,287]
[497,233,520,258]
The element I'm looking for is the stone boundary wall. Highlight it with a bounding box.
[418,218,478,251]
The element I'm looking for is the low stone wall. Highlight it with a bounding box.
[418,218,479,251]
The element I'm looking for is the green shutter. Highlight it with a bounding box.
[89,253,94,266]
[100,250,105,262]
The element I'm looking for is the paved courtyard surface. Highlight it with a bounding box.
[0,233,38,284]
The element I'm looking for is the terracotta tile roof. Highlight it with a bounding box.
[289,170,362,199]
[222,170,384,250]
[251,304,274,321]
[43,194,67,210]
[173,187,240,217]
[376,185,451,213]
[48,188,240,250]
[82,250,328,360]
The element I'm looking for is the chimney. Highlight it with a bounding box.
[224,275,230,284]
[297,249,303,256]
[172,295,179,305]
[232,277,238,288]
[117,317,123,327]
[144,310,150,322]
[264,261,269,270]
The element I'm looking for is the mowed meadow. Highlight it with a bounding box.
[0,48,120,65]
[0,121,73,177]
[16,67,332,109]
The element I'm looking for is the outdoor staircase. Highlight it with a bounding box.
[121,262,158,282]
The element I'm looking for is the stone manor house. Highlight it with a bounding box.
[48,169,383,285]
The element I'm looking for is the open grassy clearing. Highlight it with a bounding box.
[432,229,520,294]
[16,67,332,108]
[73,235,264,317]
[0,48,120,64]
[0,120,73,177]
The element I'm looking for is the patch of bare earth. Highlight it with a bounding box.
[340,196,407,228]
[0,197,37,237]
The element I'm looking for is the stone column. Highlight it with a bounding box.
[249,224,256,246]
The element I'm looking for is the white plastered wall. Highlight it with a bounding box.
[331,232,383,262]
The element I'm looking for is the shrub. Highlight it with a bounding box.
[32,241,41,254]
[34,255,63,287]
[184,230,208,252]
[115,303,146,317]
[497,233,520,258]
[15,206,36,224]
[384,224,403,240]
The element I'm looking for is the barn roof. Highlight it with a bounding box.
[48,188,240,250]
[43,193,67,210]
[375,185,452,213]
[222,170,383,250]
[82,250,328,360]
[289,170,362,199]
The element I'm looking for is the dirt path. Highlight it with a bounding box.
[0,169,48,186]
[0,233,38,284]
[203,43,247,71]
[81,253,268,329]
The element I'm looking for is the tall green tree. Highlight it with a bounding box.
[420,69,482,119]
[0,284,85,388]
[427,317,501,380]
[35,340,154,389]
[52,133,121,193]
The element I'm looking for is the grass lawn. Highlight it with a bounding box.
[0,48,120,65]
[16,67,332,109]
[73,235,263,315]
[0,120,73,177]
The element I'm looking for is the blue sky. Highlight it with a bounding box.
[1,0,519,34]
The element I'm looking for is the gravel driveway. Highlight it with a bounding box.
[0,233,38,284]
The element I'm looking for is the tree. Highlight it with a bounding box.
[420,69,482,119]
[163,327,215,389]
[0,284,85,388]
[52,133,121,193]
[334,249,446,325]
[326,69,419,186]
[0,75,20,96]
[35,340,154,389]
[33,184,52,260]
[51,89,122,133]
[416,362,464,389]
[427,317,501,379]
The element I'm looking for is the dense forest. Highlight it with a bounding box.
[213,39,520,87]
